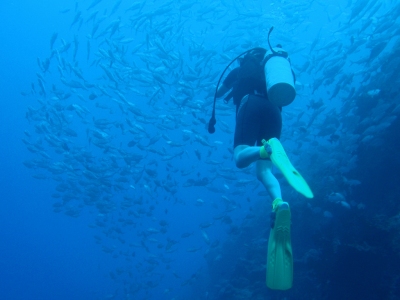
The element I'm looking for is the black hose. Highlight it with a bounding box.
[208,47,266,134]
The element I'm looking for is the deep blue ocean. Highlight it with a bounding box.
[1,0,400,299]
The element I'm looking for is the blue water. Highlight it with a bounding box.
[1,0,400,299]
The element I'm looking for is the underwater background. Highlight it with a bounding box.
[1,0,400,299]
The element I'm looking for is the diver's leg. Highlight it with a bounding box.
[233,145,261,169]
[233,95,259,169]
[256,159,282,200]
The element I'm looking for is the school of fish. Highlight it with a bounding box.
[22,0,400,299]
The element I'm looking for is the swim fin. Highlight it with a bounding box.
[262,138,313,199]
[267,199,293,290]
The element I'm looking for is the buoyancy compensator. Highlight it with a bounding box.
[208,27,295,134]
[207,47,266,134]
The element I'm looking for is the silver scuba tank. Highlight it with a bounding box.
[264,47,296,107]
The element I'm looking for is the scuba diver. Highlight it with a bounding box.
[208,28,313,290]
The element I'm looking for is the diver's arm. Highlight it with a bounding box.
[216,84,229,98]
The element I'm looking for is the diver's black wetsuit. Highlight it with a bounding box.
[223,67,282,148]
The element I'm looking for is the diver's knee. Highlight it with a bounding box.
[256,168,265,181]
[235,158,245,169]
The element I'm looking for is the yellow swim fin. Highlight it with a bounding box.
[262,138,313,199]
[267,199,293,290]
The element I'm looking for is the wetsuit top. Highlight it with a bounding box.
[223,67,267,113]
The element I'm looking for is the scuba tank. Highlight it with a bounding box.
[263,27,296,107]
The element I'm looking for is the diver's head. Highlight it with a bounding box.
[238,48,266,66]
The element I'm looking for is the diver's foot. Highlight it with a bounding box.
[270,198,289,228]
[277,202,289,211]
[272,198,289,212]
[260,139,272,159]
